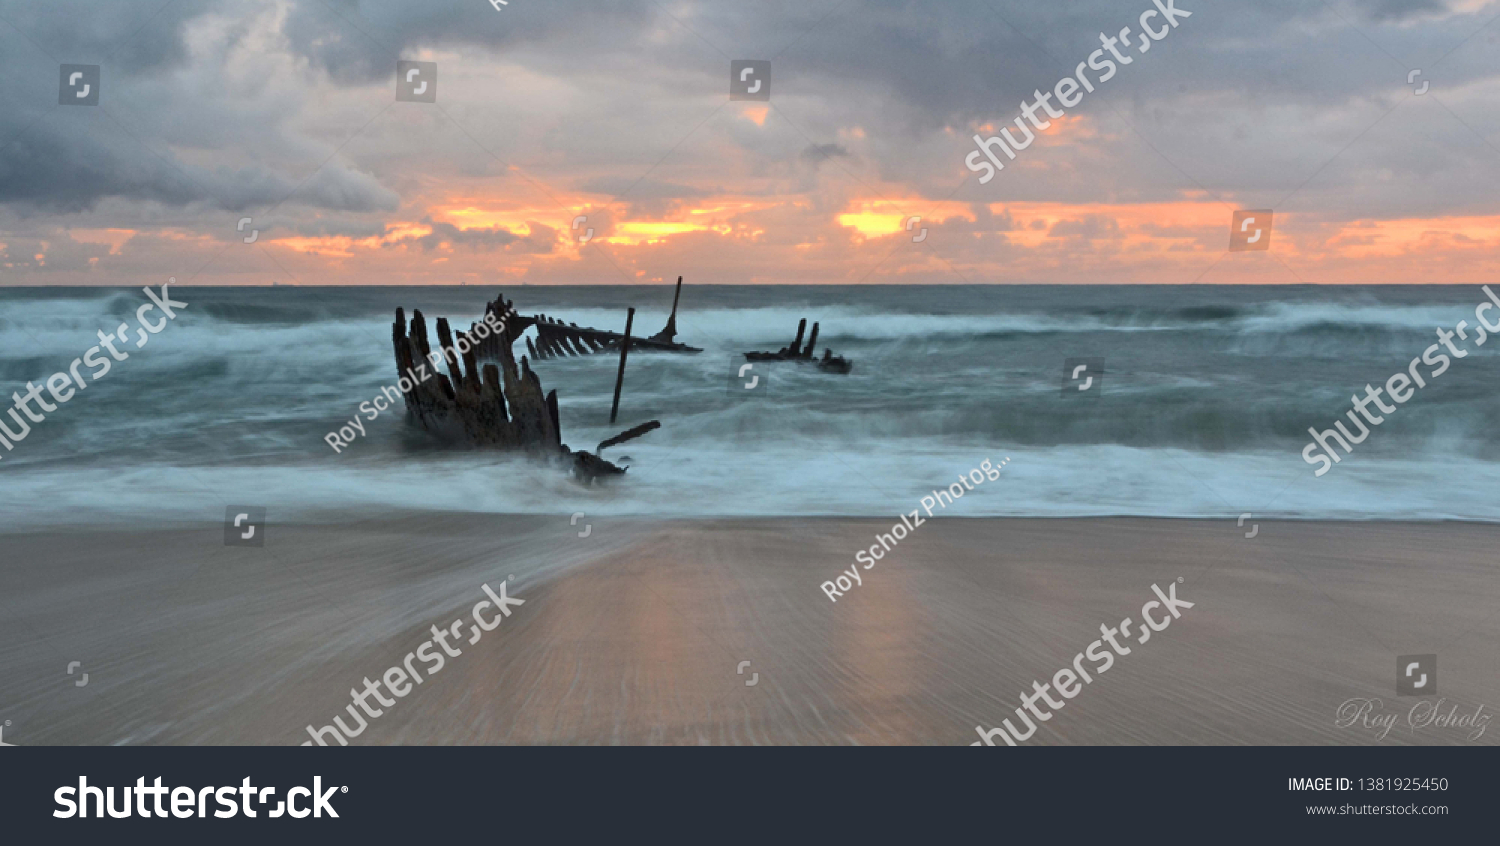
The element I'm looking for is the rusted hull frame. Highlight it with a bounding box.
[489,277,701,361]
[391,301,658,482]
[392,305,560,452]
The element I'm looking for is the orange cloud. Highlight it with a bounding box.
[1324,215,1500,258]
[68,228,137,255]
[837,200,973,239]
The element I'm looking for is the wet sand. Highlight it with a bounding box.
[1,515,1497,745]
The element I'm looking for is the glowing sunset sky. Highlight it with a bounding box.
[2,0,1499,285]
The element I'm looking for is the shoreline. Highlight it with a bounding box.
[2,515,1496,745]
[10,511,1500,535]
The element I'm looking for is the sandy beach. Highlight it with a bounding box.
[1,515,1496,746]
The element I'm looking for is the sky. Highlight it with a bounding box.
[1,0,1498,286]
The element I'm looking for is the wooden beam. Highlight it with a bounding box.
[609,307,635,425]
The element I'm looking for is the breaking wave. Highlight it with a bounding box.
[1,284,1497,525]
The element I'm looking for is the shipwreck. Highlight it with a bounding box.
[745,318,853,374]
[390,290,659,482]
[519,276,700,360]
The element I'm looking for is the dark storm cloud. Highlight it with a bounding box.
[279,0,657,83]
[1,0,1497,251]
[0,0,401,215]
[0,125,398,214]
[800,143,850,165]
[579,177,713,219]
[578,176,712,200]
[1353,0,1450,22]
[0,0,216,74]
[391,219,557,253]
[400,219,519,251]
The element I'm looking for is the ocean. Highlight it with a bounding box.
[2,284,1497,527]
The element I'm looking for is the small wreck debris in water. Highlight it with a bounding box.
[745,317,853,374]
[390,292,659,483]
